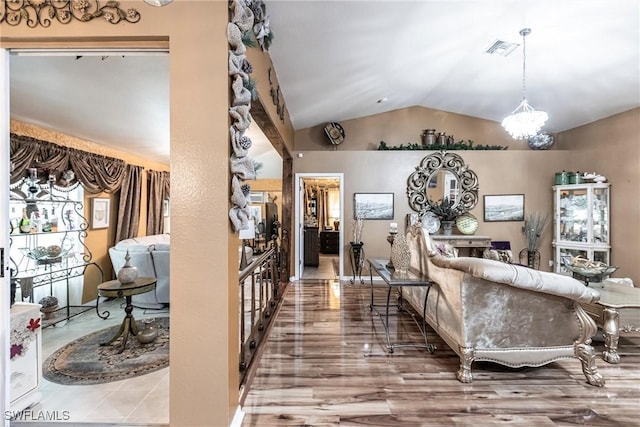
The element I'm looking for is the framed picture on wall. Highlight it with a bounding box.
[91,198,110,229]
[354,193,394,220]
[483,194,525,222]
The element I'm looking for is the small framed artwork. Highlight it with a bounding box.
[484,194,525,222]
[250,205,262,222]
[354,193,394,220]
[91,198,110,229]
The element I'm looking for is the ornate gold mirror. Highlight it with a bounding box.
[407,151,479,216]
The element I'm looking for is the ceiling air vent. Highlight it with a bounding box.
[484,40,519,57]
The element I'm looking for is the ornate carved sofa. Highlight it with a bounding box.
[108,234,170,309]
[403,225,604,386]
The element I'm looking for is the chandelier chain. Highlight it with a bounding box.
[521,29,528,100]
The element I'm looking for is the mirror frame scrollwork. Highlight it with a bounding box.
[406,151,479,215]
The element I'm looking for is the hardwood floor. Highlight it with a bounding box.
[241,280,640,426]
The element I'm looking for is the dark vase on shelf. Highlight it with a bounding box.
[519,249,541,269]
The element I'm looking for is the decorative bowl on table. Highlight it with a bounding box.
[566,256,618,285]
[21,244,72,264]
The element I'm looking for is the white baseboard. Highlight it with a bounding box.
[230,405,244,427]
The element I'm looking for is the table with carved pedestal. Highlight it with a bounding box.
[582,281,640,363]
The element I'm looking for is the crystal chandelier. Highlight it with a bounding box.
[502,28,548,139]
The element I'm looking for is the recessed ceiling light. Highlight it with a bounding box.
[377,98,388,104]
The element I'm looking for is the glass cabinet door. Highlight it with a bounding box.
[557,247,588,273]
[558,187,589,243]
[592,187,609,245]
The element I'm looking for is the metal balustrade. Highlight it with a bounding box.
[238,246,282,386]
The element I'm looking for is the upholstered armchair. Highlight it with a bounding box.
[403,225,604,386]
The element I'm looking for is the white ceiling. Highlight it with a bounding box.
[267,0,640,132]
[8,1,640,172]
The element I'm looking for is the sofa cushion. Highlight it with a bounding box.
[435,242,458,258]
[430,255,600,303]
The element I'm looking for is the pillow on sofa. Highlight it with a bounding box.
[482,248,513,263]
[436,242,458,258]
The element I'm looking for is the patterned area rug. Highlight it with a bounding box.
[43,317,169,385]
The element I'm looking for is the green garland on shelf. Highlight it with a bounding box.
[377,140,508,151]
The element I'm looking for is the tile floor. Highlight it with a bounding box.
[13,298,169,425]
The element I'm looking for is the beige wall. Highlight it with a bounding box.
[293,106,640,284]
[557,108,640,281]
[295,106,529,151]
[2,2,239,425]
[294,150,572,275]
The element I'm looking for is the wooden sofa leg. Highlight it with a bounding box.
[457,347,474,383]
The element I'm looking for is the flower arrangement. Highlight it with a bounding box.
[352,214,364,244]
[428,197,461,222]
[523,211,549,251]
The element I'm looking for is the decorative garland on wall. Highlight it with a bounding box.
[228,0,274,232]
[0,0,140,27]
[377,140,508,151]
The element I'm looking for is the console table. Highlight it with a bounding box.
[431,235,491,257]
[582,281,640,363]
[367,258,435,354]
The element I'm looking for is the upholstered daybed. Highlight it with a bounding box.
[403,225,604,386]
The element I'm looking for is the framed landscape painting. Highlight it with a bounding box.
[354,193,394,220]
[483,194,525,222]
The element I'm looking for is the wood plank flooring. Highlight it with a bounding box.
[241,280,640,426]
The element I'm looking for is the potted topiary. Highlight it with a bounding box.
[428,197,461,235]
[38,295,59,320]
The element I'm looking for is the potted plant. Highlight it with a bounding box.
[428,197,461,235]
[38,295,59,320]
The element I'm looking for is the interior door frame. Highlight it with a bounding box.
[294,173,344,281]
[0,47,169,426]
[1,48,11,427]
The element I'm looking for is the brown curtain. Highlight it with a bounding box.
[10,133,144,243]
[10,134,127,193]
[116,165,144,242]
[146,170,170,236]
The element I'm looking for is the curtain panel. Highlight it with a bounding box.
[146,170,170,236]
[10,133,143,242]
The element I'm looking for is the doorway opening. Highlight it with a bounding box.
[294,173,344,281]
[5,48,170,425]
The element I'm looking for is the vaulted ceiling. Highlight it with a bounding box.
[8,1,640,174]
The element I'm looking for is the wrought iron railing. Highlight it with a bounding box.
[238,246,282,385]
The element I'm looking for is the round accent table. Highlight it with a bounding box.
[97,277,157,354]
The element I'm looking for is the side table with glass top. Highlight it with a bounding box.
[97,277,158,354]
[367,258,435,354]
